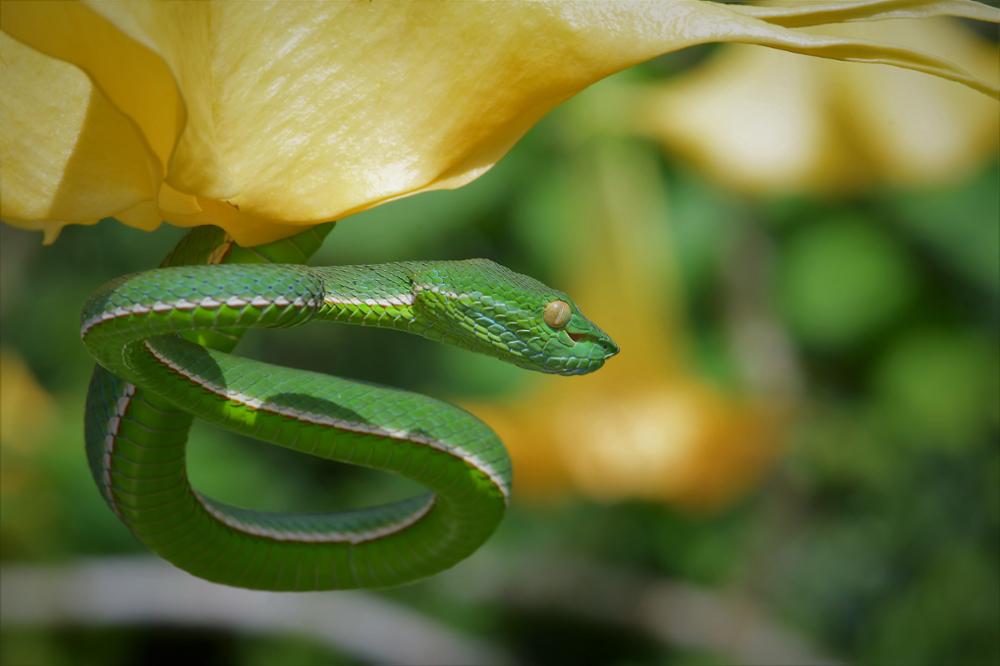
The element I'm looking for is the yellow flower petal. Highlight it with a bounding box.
[0,31,159,241]
[2,0,997,244]
[824,19,1000,183]
[636,18,998,192]
[731,0,1000,27]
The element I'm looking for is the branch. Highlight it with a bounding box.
[437,555,843,666]
[0,557,511,666]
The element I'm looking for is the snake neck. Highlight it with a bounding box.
[313,264,419,332]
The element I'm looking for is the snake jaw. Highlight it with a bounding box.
[567,330,619,357]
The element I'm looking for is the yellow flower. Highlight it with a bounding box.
[465,143,789,511]
[634,18,1000,192]
[2,1,998,245]
[0,348,59,555]
[0,348,55,454]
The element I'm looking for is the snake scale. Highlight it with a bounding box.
[82,224,617,590]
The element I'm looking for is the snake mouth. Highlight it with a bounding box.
[566,331,620,358]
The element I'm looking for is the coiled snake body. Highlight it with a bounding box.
[82,225,617,590]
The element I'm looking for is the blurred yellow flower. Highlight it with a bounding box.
[2,1,998,245]
[0,347,57,537]
[465,143,788,511]
[0,348,59,555]
[635,18,1000,192]
[0,348,54,454]
[474,375,785,509]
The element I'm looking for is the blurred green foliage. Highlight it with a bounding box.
[778,215,917,350]
[1,75,997,666]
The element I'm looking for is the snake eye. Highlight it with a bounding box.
[543,300,572,329]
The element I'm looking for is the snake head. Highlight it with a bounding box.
[411,259,618,375]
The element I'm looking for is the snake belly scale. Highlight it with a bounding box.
[82,225,617,590]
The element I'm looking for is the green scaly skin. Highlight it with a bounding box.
[82,224,617,591]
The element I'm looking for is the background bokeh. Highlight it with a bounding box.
[2,29,998,666]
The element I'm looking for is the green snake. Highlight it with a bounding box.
[82,224,617,590]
